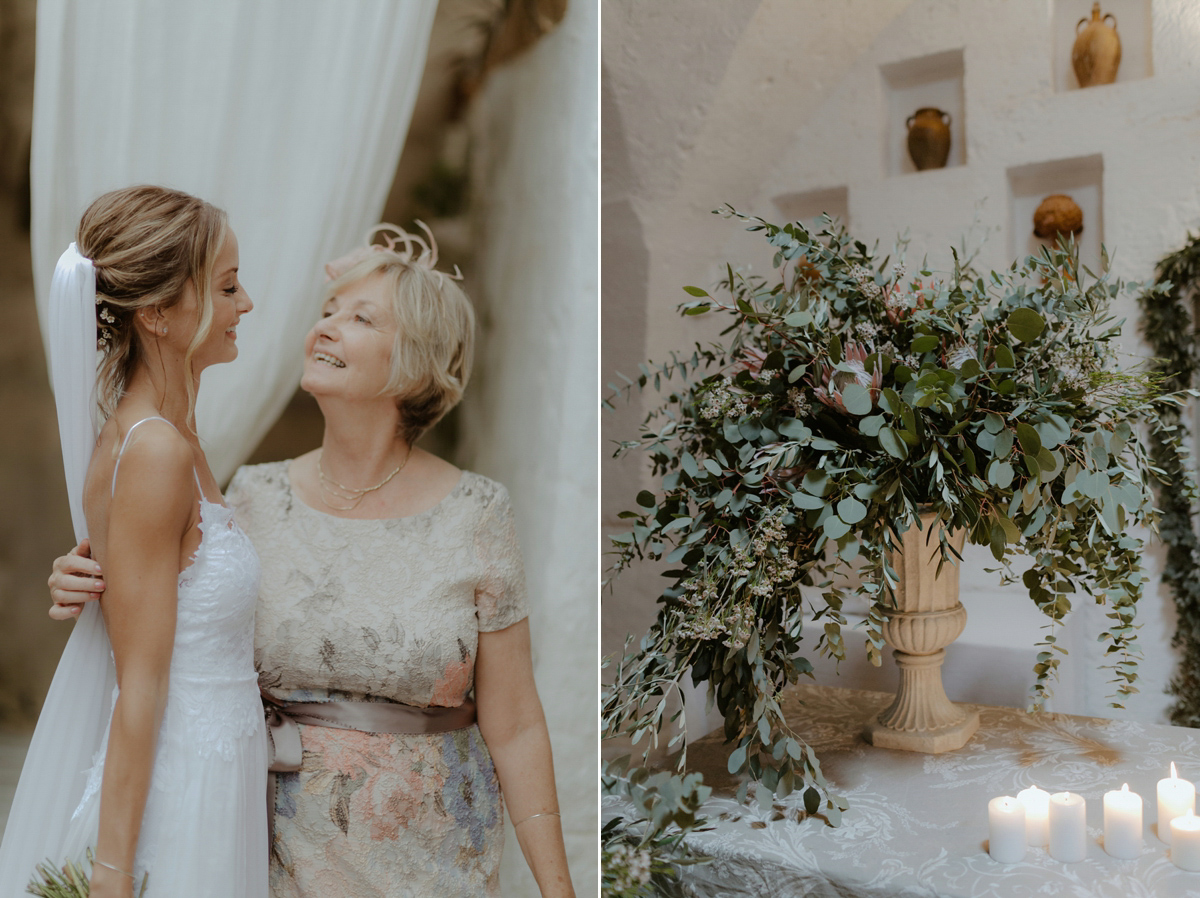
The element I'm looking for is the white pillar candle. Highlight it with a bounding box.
[1159,762,1195,839]
[1017,785,1050,846]
[1171,810,1200,872]
[1103,783,1143,859]
[988,796,1027,864]
[1048,792,1088,863]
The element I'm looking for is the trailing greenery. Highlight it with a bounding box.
[1139,233,1200,727]
[603,208,1191,816]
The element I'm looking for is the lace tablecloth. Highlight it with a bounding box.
[603,683,1200,897]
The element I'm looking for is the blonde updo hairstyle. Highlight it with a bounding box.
[324,246,475,445]
[78,185,229,419]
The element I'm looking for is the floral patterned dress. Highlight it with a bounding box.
[226,462,529,898]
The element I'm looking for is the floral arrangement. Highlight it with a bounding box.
[603,208,1190,820]
[26,850,148,897]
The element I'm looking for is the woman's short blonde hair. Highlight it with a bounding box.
[325,249,475,444]
[78,185,228,419]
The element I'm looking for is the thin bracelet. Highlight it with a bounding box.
[94,858,135,880]
[514,810,561,827]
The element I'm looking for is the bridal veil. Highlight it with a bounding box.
[0,245,119,892]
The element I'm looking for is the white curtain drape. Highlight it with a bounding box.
[2,0,435,891]
[460,0,598,893]
[31,0,438,482]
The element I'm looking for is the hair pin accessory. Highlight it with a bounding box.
[324,220,464,287]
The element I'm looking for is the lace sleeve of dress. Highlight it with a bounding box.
[473,480,530,632]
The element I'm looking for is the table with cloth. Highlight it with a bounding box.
[603,683,1200,897]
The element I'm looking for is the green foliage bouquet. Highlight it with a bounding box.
[26,850,148,897]
[603,208,1190,820]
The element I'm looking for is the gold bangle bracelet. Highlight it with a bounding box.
[514,810,561,827]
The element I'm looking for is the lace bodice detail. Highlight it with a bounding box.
[227,462,528,708]
[74,497,263,874]
[165,499,263,752]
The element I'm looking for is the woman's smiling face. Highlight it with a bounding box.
[300,274,396,403]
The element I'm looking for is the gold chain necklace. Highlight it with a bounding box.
[317,447,411,511]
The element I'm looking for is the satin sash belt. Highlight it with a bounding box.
[261,690,477,848]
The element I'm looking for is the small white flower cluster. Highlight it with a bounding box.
[757,368,781,382]
[849,264,882,300]
[678,578,719,610]
[787,387,812,418]
[748,509,799,598]
[884,291,912,319]
[675,609,730,643]
[748,553,800,599]
[1046,343,1099,392]
[699,377,749,420]
[880,341,919,369]
[751,507,788,553]
[722,603,755,650]
[675,577,732,641]
[605,842,652,891]
[854,321,881,342]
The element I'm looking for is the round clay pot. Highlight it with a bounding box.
[1033,194,1084,240]
[795,255,821,284]
[905,108,952,171]
[1072,3,1121,87]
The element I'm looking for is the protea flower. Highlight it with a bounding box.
[812,342,882,413]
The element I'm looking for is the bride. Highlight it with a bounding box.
[0,185,266,896]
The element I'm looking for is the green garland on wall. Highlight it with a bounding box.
[1139,234,1200,727]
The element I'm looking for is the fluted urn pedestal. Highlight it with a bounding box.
[863,512,979,753]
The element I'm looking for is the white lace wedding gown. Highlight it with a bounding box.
[56,420,269,895]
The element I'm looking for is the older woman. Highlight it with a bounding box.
[50,226,574,898]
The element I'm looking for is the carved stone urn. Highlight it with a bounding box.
[1072,3,1121,88]
[905,108,952,171]
[863,512,980,753]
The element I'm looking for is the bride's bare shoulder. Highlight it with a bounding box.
[106,418,194,500]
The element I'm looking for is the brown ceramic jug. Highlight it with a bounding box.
[905,108,951,171]
[1072,3,1121,87]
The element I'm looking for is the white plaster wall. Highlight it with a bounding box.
[603,0,1200,726]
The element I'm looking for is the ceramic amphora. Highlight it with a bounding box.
[1073,3,1121,87]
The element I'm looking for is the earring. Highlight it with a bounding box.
[161,325,168,336]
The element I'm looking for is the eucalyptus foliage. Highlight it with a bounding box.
[601,761,711,897]
[1139,233,1200,727]
[604,208,1188,815]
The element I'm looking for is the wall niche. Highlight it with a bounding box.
[1053,0,1153,92]
[880,48,965,178]
[1007,154,1104,272]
